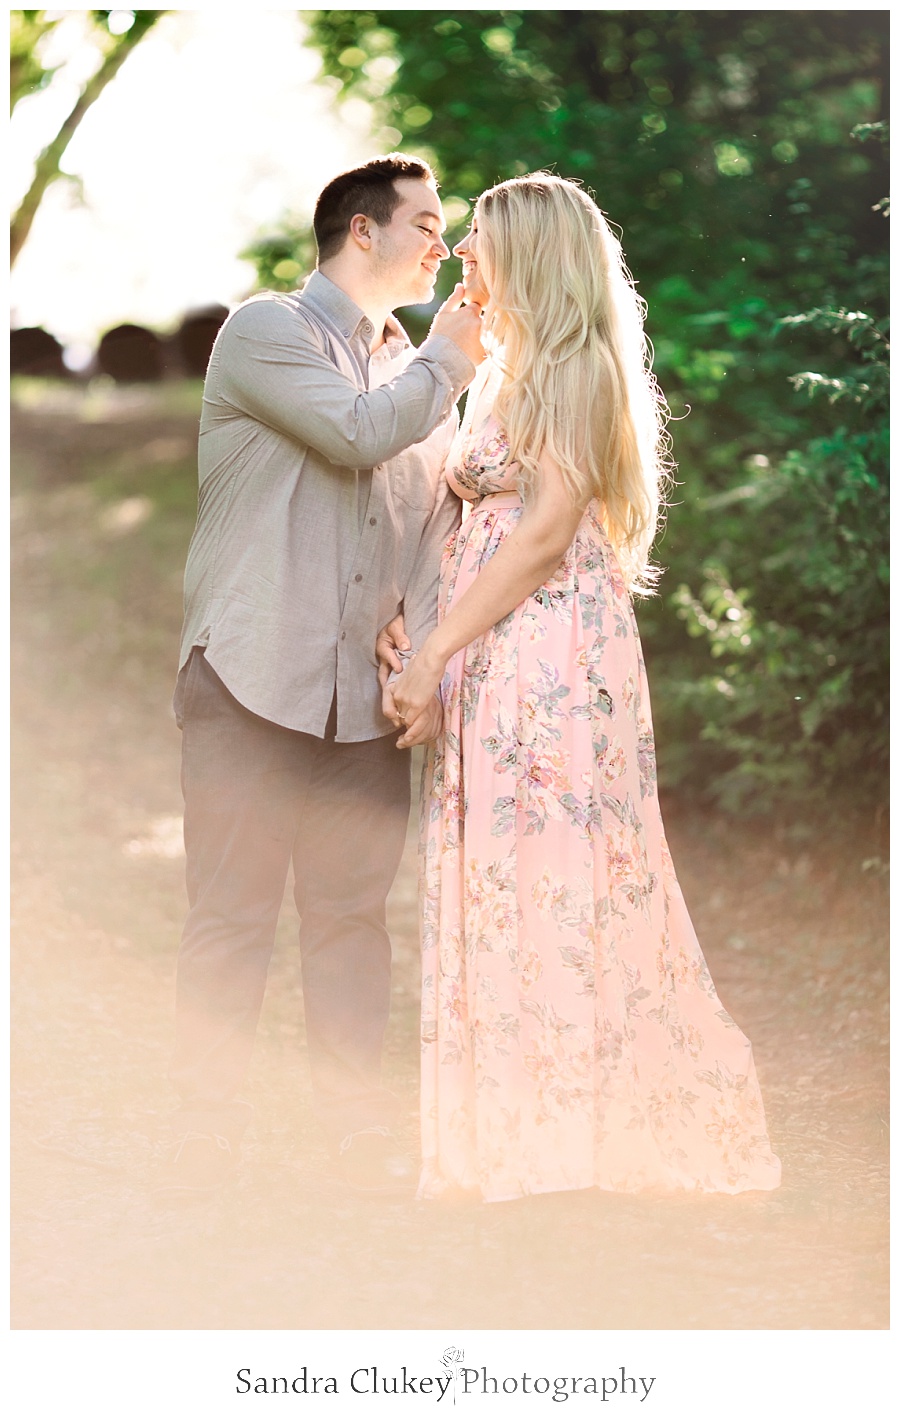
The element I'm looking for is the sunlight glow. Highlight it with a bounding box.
[99,494,154,535]
[123,814,185,860]
[10,11,380,353]
[106,10,136,37]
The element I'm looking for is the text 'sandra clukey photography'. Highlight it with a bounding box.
[235,1348,656,1403]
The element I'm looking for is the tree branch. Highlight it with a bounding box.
[10,12,165,266]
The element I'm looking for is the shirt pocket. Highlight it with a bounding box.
[381,448,437,511]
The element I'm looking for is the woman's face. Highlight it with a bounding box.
[453,214,489,306]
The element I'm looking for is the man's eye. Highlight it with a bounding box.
[420,226,436,236]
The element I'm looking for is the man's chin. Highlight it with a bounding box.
[399,277,437,308]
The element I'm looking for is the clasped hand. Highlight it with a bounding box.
[376,615,445,749]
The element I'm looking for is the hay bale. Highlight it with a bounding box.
[176,304,229,377]
[97,324,164,383]
[10,327,67,378]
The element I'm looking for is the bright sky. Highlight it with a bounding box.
[9,10,385,363]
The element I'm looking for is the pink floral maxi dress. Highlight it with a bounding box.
[418,362,781,1202]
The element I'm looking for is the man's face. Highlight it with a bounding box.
[369,179,450,307]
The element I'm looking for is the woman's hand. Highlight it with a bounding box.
[377,615,445,747]
[395,692,443,750]
[383,640,446,734]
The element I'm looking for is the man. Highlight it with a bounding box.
[158,153,484,1200]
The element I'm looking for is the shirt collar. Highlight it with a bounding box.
[300,269,410,351]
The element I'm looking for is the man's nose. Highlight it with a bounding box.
[434,234,451,260]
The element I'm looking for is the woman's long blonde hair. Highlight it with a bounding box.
[477,172,672,592]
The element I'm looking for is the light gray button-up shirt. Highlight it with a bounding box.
[178,270,472,741]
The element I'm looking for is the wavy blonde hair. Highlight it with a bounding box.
[477,172,672,592]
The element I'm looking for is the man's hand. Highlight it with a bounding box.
[430,283,485,367]
[376,613,411,689]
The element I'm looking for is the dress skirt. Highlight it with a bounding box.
[418,491,781,1203]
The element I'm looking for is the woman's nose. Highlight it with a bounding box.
[453,235,469,258]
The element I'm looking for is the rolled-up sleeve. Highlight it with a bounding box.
[215,300,474,468]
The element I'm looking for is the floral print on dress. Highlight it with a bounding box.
[418,361,781,1203]
[452,423,516,498]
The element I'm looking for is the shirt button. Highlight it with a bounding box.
[369,516,377,526]
[340,631,346,641]
[354,573,363,582]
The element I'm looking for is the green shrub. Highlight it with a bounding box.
[653,126,888,814]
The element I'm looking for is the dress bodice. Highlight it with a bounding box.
[445,358,519,500]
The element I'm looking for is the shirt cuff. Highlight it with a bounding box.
[403,608,438,656]
[417,333,477,399]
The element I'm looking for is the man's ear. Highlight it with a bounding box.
[348,213,372,249]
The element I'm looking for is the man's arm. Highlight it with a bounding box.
[374,417,461,749]
[383,440,461,750]
[400,468,462,656]
[215,296,477,470]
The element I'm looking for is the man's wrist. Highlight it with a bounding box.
[418,333,476,394]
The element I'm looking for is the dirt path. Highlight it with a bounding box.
[10,382,889,1332]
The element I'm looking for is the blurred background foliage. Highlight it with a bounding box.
[282,9,887,820]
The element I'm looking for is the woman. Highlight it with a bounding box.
[387,173,781,1203]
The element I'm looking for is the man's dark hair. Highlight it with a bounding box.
[313,152,437,263]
